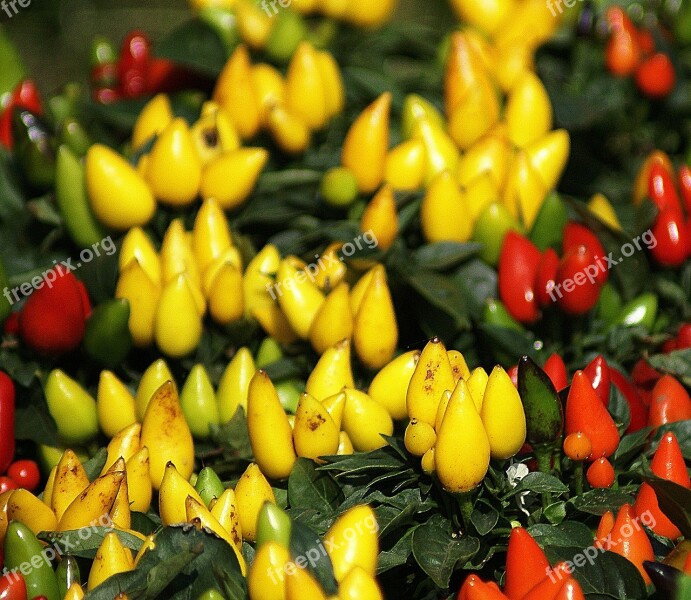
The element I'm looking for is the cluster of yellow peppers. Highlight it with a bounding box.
[213,42,344,154]
[114,199,244,357]
[246,339,396,480]
[249,504,382,600]
[190,0,398,32]
[404,338,527,493]
[85,93,266,231]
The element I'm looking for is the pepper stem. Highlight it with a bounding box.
[455,491,475,534]
[534,445,554,509]
[574,460,584,496]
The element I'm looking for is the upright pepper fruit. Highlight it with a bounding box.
[517,356,563,451]
[583,355,610,406]
[498,231,541,323]
[503,527,550,600]
[0,372,15,474]
[648,375,691,428]
[83,299,132,367]
[0,79,41,149]
[4,522,60,600]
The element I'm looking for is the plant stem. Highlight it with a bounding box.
[574,460,584,496]
[456,491,474,534]
[535,445,554,509]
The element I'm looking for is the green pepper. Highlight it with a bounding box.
[47,83,84,126]
[473,202,523,265]
[255,337,284,367]
[55,144,109,248]
[256,502,292,550]
[83,298,132,367]
[596,282,622,325]
[265,9,309,63]
[58,118,91,157]
[0,257,12,323]
[195,466,225,507]
[529,191,568,252]
[613,292,658,330]
[483,298,525,332]
[197,7,240,55]
[517,355,563,447]
[0,27,26,105]
[196,589,226,600]
[55,555,80,599]
[90,35,117,69]
[275,379,302,414]
[3,521,60,600]
[12,108,55,190]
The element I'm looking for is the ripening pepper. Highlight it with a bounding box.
[85,144,156,230]
[529,191,568,252]
[83,298,132,367]
[635,431,690,539]
[194,466,225,508]
[502,150,547,229]
[473,202,523,265]
[498,231,541,323]
[503,527,550,600]
[234,462,276,542]
[180,364,220,439]
[517,356,563,449]
[435,378,490,493]
[4,522,59,600]
[481,366,526,459]
[648,375,691,428]
[0,372,15,475]
[341,92,391,193]
[256,501,291,550]
[44,369,98,444]
[0,79,41,150]
[583,354,611,406]
[55,555,80,600]
[614,293,658,330]
[565,371,620,460]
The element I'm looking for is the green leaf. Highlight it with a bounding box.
[569,488,637,515]
[647,349,691,386]
[40,527,144,559]
[154,18,227,77]
[503,472,568,498]
[404,270,471,331]
[82,524,246,600]
[82,447,108,481]
[0,147,25,219]
[378,527,416,573]
[528,521,595,548]
[411,514,480,589]
[412,242,480,271]
[453,259,498,319]
[641,476,691,539]
[543,547,647,599]
[478,323,537,364]
[288,458,343,517]
[289,520,338,596]
[14,388,58,446]
[614,427,652,465]
[470,507,499,536]
[608,383,631,434]
[209,408,252,459]
[319,446,408,478]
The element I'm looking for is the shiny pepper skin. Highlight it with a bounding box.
[503,527,550,600]
[634,431,690,539]
[498,231,541,323]
[565,371,620,460]
[648,375,691,428]
[0,372,15,474]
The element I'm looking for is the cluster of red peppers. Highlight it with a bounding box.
[0,80,42,150]
[498,222,608,323]
[91,30,200,103]
[635,151,691,268]
[604,6,676,99]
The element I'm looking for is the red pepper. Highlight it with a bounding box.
[554,578,586,600]
[0,80,42,149]
[583,355,611,406]
[565,371,620,460]
[650,206,688,267]
[503,527,550,600]
[520,562,572,600]
[17,265,87,355]
[554,246,602,315]
[684,552,691,575]
[677,323,691,349]
[609,368,648,433]
[457,574,509,600]
[637,29,655,56]
[595,511,614,548]
[678,165,691,214]
[605,29,641,77]
[647,375,691,428]
[0,477,16,494]
[0,371,14,474]
[562,222,608,286]
[2,312,19,336]
[586,457,615,488]
[543,353,568,391]
[635,53,676,99]
[118,31,151,99]
[648,162,682,213]
[535,248,559,308]
[634,431,690,539]
[0,571,27,600]
[498,232,542,324]
[607,504,655,584]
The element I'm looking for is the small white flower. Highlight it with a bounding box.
[507,463,530,516]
